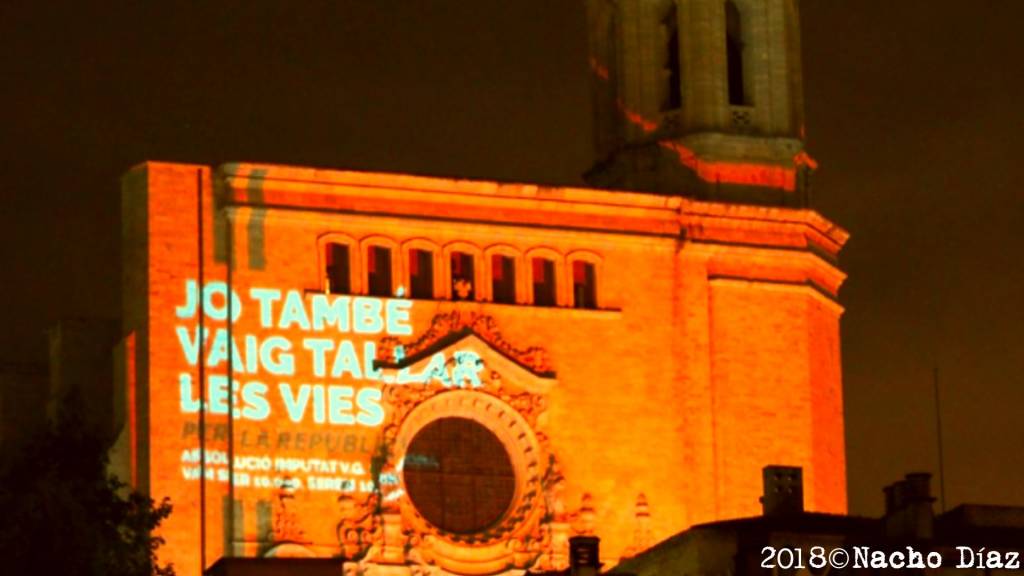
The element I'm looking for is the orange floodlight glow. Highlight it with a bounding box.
[119,162,848,576]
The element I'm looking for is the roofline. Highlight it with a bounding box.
[215,162,849,248]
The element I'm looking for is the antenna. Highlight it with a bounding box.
[933,366,947,513]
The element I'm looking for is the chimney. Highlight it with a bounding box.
[904,472,933,502]
[569,535,601,576]
[760,466,804,516]
[883,473,935,540]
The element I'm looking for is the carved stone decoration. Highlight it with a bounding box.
[497,388,547,428]
[341,315,570,575]
[393,390,544,537]
[531,492,599,570]
[542,456,567,522]
[376,387,552,573]
[374,513,407,564]
[378,311,553,375]
[336,493,379,560]
[572,493,597,536]
[634,493,653,552]
[621,493,653,558]
[532,521,571,572]
[270,477,308,544]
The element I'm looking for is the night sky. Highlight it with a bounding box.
[1,2,1021,517]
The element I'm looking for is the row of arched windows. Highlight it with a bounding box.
[318,235,601,310]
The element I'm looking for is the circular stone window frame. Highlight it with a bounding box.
[395,389,543,546]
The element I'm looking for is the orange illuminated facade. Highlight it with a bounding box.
[118,159,847,576]
[114,2,847,575]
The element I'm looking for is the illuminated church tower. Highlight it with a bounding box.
[115,1,847,575]
[585,0,814,206]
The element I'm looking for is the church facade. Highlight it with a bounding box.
[115,2,848,575]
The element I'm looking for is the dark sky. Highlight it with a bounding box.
[1,1,1021,517]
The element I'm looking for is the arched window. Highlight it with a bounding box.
[366,246,393,297]
[360,236,400,297]
[567,251,602,310]
[660,2,682,111]
[572,262,597,309]
[525,248,565,307]
[402,239,440,300]
[450,252,475,301]
[442,242,483,302]
[325,243,352,295]
[725,0,747,106]
[484,244,523,305]
[491,254,517,304]
[531,257,557,307]
[318,233,359,295]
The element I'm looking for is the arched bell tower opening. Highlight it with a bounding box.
[725,0,748,106]
[660,2,683,112]
[584,0,814,206]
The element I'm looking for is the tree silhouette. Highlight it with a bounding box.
[0,392,174,576]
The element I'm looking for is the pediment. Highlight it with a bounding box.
[378,327,557,393]
[376,313,557,396]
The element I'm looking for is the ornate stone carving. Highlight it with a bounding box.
[378,311,553,375]
[542,456,568,522]
[621,492,653,558]
[532,521,571,572]
[339,313,570,575]
[365,382,555,573]
[270,477,307,544]
[375,512,407,564]
[572,493,597,536]
[337,494,379,560]
[498,388,548,428]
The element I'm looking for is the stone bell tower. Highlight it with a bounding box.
[585,0,813,206]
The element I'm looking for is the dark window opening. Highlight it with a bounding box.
[491,254,516,304]
[661,3,682,111]
[532,258,556,307]
[325,243,351,294]
[366,246,392,297]
[572,261,597,309]
[409,249,434,299]
[451,252,475,300]
[725,0,747,106]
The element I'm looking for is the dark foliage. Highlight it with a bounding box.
[0,397,174,576]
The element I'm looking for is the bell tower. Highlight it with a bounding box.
[585,0,814,206]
